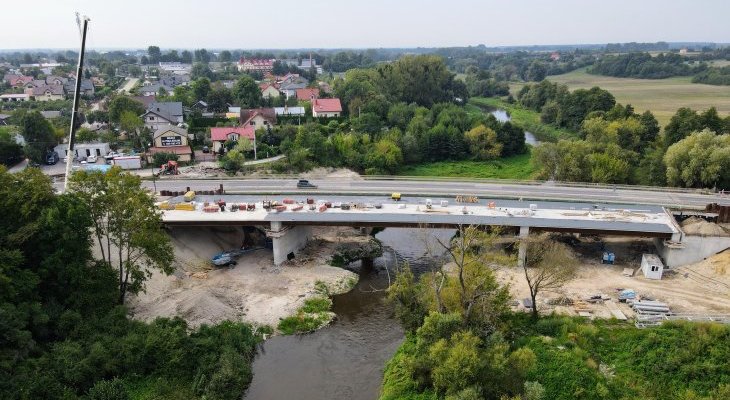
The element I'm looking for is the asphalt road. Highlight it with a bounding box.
[140,178,730,209]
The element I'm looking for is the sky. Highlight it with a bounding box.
[1,0,729,50]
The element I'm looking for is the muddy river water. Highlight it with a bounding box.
[244,228,453,400]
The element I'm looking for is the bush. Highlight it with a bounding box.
[87,378,129,400]
[152,152,179,167]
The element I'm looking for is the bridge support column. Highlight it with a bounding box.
[517,226,530,268]
[268,222,312,266]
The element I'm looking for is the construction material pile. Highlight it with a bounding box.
[681,217,730,237]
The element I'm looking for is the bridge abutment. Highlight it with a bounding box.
[268,222,312,266]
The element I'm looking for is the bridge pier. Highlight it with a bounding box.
[268,222,312,266]
[517,226,530,268]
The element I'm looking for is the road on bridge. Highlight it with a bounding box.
[141,178,729,209]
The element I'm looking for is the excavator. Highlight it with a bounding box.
[156,160,179,176]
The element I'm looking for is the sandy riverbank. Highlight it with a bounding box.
[128,226,364,329]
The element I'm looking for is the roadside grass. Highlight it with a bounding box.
[397,152,536,180]
[469,97,578,142]
[532,67,730,127]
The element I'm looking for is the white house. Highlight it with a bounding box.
[641,254,665,280]
[141,102,184,130]
[55,142,111,160]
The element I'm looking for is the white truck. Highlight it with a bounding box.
[111,156,142,170]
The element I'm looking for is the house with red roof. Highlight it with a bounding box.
[3,74,34,88]
[259,82,281,98]
[296,88,319,101]
[210,126,255,154]
[311,98,343,118]
[237,57,274,73]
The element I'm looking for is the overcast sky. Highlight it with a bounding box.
[1,0,729,50]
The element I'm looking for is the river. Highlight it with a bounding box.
[244,228,453,400]
[489,109,540,146]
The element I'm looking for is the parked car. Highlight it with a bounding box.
[86,154,97,163]
[202,146,210,153]
[45,151,59,165]
[297,179,317,189]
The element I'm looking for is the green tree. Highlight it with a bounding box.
[21,110,56,162]
[191,62,214,80]
[147,45,161,64]
[108,96,145,124]
[0,127,23,165]
[219,50,232,62]
[233,75,263,108]
[69,168,174,303]
[365,138,403,174]
[664,130,730,188]
[464,125,502,160]
[521,235,578,319]
[75,127,98,143]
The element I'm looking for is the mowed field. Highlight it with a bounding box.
[511,68,730,127]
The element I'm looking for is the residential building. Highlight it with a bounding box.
[138,82,174,96]
[132,95,157,109]
[141,102,184,130]
[237,57,274,73]
[240,108,276,130]
[0,93,30,102]
[31,85,65,101]
[55,142,111,160]
[311,98,343,118]
[210,126,255,153]
[274,106,305,117]
[259,82,281,98]
[279,82,307,99]
[158,62,192,74]
[296,88,319,101]
[148,125,193,162]
[64,78,95,97]
[3,74,34,88]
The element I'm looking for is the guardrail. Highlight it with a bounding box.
[147,173,716,195]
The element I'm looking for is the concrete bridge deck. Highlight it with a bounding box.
[161,195,680,239]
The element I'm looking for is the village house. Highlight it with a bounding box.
[237,57,274,73]
[141,101,184,130]
[311,98,343,118]
[259,82,281,98]
[138,82,174,96]
[240,108,277,130]
[3,74,34,88]
[210,126,255,154]
[147,125,193,162]
[296,88,319,101]
[279,82,307,99]
[31,85,65,101]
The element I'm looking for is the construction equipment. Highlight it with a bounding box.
[391,192,401,201]
[158,160,179,175]
[184,191,195,202]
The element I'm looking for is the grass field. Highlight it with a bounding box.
[469,97,577,142]
[523,67,730,127]
[397,152,536,180]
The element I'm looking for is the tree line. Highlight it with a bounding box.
[0,167,265,399]
[589,52,702,79]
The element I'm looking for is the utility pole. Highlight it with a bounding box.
[63,13,90,192]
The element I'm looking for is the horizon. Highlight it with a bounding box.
[1,0,729,50]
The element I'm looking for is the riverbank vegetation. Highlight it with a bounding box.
[381,225,730,400]
[468,97,577,142]
[0,167,266,400]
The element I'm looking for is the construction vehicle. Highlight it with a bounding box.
[157,160,179,176]
[391,192,401,201]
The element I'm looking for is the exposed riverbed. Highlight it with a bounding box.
[244,228,453,400]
